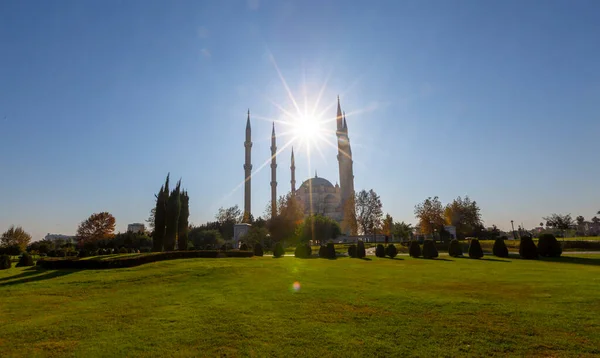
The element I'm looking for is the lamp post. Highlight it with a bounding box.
[511,220,516,240]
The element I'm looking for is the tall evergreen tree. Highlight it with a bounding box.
[153,174,170,252]
[164,180,181,251]
[178,189,190,251]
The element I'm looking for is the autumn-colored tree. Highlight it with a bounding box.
[1,226,32,252]
[414,196,444,235]
[76,212,116,245]
[341,196,358,236]
[443,196,483,238]
[381,214,393,236]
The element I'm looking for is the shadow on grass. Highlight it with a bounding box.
[414,257,453,262]
[360,257,372,261]
[0,269,79,287]
[539,256,600,267]
[0,266,44,283]
[389,257,404,260]
[453,256,511,263]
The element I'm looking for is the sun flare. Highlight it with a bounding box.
[293,113,324,141]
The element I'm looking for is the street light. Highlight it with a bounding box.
[511,220,516,240]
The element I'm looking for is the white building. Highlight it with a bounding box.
[127,223,146,233]
[44,233,77,243]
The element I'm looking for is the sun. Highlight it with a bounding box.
[293,113,324,141]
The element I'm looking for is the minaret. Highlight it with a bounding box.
[336,98,355,208]
[290,147,296,196]
[244,110,252,218]
[270,122,277,218]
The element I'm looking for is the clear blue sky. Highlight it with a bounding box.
[1,0,599,240]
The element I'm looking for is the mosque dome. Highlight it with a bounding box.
[299,177,335,191]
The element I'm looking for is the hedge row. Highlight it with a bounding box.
[37,250,253,270]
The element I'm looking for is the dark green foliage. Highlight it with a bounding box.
[448,239,463,257]
[36,250,254,270]
[422,240,438,259]
[298,214,342,244]
[178,190,189,251]
[385,244,397,258]
[16,253,34,267]
[240,243,249,251]
[375,244,385,258]
[348,244,357,258]
[253,243,264,257]
[119,247,128,254]
[519,235,538,259]
[78,250,89,258]
[304,243,312,257]
[326,242,336,259]
[165,180,181,251]
[318,246,327,258]
[1,254,12,269]
[492,238,509,258]
[409,241,421,258]
[468,238,484,259]
[153,174,170,252]
[294,244,311,258]
[537,233,562,257]
[273,242,284,258]
[356,241,366,258]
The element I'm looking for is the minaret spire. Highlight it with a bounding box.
[290,147,296,196]
[270,122,278,218]
[336,95,343,131]
[244,110,253,219]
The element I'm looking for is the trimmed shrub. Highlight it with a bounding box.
[409,241,422,258]
[492,238,509,258]
[119,247,128,254]
[356,241,366,259]
[224,251,254,258]
[304,243,312,257]
[240,243,249,251]
[326,242,336,259]
[1,255,12,270]
[273,242,284,258]
[519,235,538,259]
[538,233,562,257]
[318,246,327,258]
[422,240,438,259]
[253,243,264,257]
[448,239,463,257]
[348,244,357,258]
[375,244,385,258]
[385,244,397,258]
[468,238,484,259]
[295,244,309,258]
[16,253,35,267]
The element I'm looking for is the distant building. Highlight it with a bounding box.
[127,223,146,233]
[45,233,76,243]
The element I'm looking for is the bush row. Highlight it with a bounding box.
[347,241,366,258]
[0,254,11,270]
[37,250,253,270]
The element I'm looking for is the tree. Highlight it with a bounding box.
[355,189,383,236]
[164,180,181,251]
[178,190,190,251]
[492,237,509,258]
[468,238,484,259]
[216,205,242,240]
[189,229,223,249]
[392,222,413,241]
[592,217,600,224]
[241,226,269,247]
[298,215,341,245]
[76,212,115,245]
[576,216,585,226]
[153,174,170,252]
[443,196,482,238]
[266,194,304,245]
[414,196,444,235]
[146,207,156,231]
[356,240,366,258]
[341,196,358,235]
[273,242,285,258]
[1,226,32,252]
[542,213,574,235]
[381,214,393,236]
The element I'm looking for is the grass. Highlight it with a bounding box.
[1,255,600,357]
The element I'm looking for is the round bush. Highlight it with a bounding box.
[537,233,562,257]
[375,244,385,258]
[492,238,509,258]
[273,242,285,258]
[519,235,538,259]
[253,243,264,257]
[448,239,463,257]
[468,238,484,259]
[326,242,336,259]
[240,243,249,251]
[347,244,357,258]
[422,240,438,259]
[16,253,35,267]
[119,247,128,254]
[409,241,422,258]
[385,244,397,258]
[1,254,12,270]
[356,241,366,259]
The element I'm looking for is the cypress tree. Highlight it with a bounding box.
[164,180,181,251]
[468,238,484,259]
[409,240,422,258]
[356,240,366,258]
[492,237,509,258]
[178,189,189,251]
[153,174,170,252]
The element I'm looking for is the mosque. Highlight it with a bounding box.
[243,97,355,231]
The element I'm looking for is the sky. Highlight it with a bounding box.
[1,0,599,240]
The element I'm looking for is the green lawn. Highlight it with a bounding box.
[1,255,599,357]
